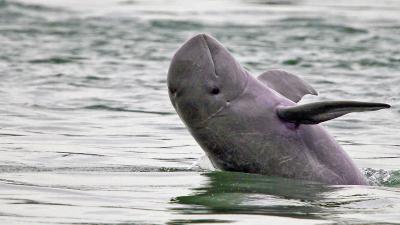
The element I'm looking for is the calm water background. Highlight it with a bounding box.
[0,0,400,224]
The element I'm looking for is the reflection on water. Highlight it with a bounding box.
[0,0,399,224]
[173,172,400,224]
[173,172,333,219]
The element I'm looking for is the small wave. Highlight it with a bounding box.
[282,57,302,65]
[0,165,196,173]
[280,17,324,23]
[150,19,204,30]
[363,168,400,186]
[357,58,392,68]
[277,17,368,34]
[28,56,86,64]
[0,0,70,25]
[30,104,174,115]
[83,104,174,115]
[84,75,110,81]
[248,0,297,5]
[0,133,25,137]
[3,1,65,12]
[56,151,106,157]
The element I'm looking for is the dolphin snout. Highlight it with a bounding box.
[189,33,209,45]
[187,33,213,48]
[171,33,217,67]
[167,34,216,92]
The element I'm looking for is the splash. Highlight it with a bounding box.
[363,168,400,187]
[190,154,217,171]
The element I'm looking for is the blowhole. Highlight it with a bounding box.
[211,87,220,95]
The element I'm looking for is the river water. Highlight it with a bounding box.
[0,0,399,224]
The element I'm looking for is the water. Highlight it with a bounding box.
[0,0,399,224]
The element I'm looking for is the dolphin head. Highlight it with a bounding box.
[167,34,248,128]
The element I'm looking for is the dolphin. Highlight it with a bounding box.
[167,34,390,185]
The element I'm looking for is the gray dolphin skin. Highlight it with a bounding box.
[167,34,390,185]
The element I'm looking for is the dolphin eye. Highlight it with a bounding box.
[211,87,220,95]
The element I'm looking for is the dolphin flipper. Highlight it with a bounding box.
[257,70,318,102]
[277,101,391,124]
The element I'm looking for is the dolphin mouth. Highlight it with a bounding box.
[195,103,228,129]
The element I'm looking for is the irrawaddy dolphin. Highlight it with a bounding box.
[167,34,390,185]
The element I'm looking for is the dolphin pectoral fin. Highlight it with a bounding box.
[257,69,318,103]
[277,101,391,124]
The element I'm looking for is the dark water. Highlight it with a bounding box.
[0,0,400,224]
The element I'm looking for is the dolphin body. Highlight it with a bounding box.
[167,34,390,185]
